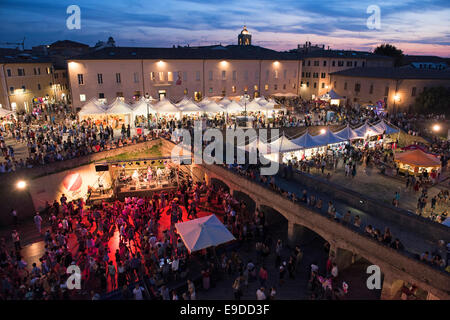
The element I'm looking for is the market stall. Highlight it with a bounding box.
[78,98,109,125]
[131,97,157,127]
[394,149,441,175]
[105,98,133,128]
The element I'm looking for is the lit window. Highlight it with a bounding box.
[232,86,236,93]
[80,94,86,102]
[264,84,269,91]
[168,72,173,82]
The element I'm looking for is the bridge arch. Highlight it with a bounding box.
[232,190,256,214]
[210,177,230,193]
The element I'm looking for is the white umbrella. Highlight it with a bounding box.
[175,214,235,253]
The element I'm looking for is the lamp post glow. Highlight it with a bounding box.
[320,128,326,134]
[432,124,441,132]
[16,180,27,190]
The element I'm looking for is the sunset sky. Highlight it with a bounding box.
[0,0,449,56]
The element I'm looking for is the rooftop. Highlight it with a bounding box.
[0,49,52,64]
[330,66,450,80]
[303,49,393,60]
[69,45,300,61]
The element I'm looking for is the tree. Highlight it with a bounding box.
[413,86,450,116]
[374,44,404,66]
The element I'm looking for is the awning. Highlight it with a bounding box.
[394,149,441,167]
[175,214,235,253]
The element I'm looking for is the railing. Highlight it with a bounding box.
[212,163,449,277]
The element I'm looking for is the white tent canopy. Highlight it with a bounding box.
[78,98,108,116]
[219,97,232,105]
[153,98,179,113]
[201,101,224,114]
[370,120,399,135]
[131,98,157,117]
[0,108,14,117]
[198,97,212,106]
[223,100,244,113]
[175,96,193,107]
[106,98,133,114]
[312,128,347,147]
[254,96,269,105]
[178,100,202,113]
[334,125,362,140]
[268,134,303,153]
[175,214,235,253]
[291,131,322,149]
[353,122,383,138]
[243,100,265,112]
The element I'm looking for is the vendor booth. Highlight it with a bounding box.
[394,149,441,175]
[78,98,109,125]
[106,98,133,128]
[131,97,157,127]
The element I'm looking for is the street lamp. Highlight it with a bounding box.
[432,124,441,132]
[16,180,27,190]
[145,93,150,130]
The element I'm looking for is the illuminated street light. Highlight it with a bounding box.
[157,60,165,67]
[432,124,441,132]
[320,128,326,134]
[16,180,27,190]
[393,94,401,102]
[220,60,228,67]
[273,61,280,67]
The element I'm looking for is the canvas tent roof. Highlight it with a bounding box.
[254,96,269,105]
[198,97,212,106]
[311,128,347,146]
[353,122,382,138]
[328,89,343,100]
[243,100,265,112]
[153,98,179,113]
[271,92,298,97]
[394,149,441,167]
[78,98,108,116]
[175,96,192,107]
[175,214,235,253]
[106,98,133,114]
[268,134,303,153]
[0,108,14,116]
[178,101,202,113]
[334,125,362,140]
[223,100,244,113]
[370,120,399,135]
[201,101,224,113]
[290,131,322,149]
[219,97,232,105]
[131,98,156,116]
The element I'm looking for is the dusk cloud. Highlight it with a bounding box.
[0,0,448,56]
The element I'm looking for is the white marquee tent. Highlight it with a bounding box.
[131,98,157,117]
[334,125,363,140]
[222,100,244,113]
[0,107,14,117]
[353,122,383,138]
[370,120,399,135]
[175,214,235,253]
[78,98,108,116]
[153,98,179,114]
[219,97,232,105]
[201,101,224,114]
[107,98,133,115]
[312,128,347,147]
[178,100,202,114]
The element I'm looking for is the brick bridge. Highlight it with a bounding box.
[191,163,450,300]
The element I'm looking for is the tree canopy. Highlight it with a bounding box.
[374,44,404,66]
[413,86,450,116]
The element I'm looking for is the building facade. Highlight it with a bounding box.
[329,67,450,111]
[300,51,394,99]
[68,45,303,108]
[0,56,56,112]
